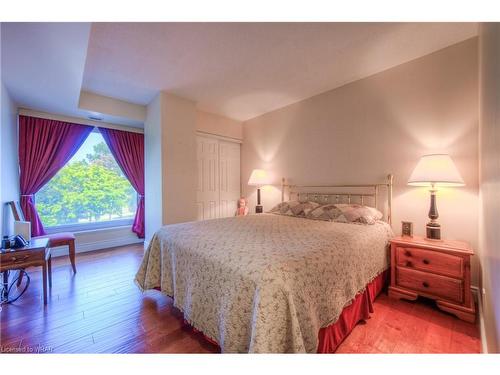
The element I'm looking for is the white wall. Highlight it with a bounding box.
[242,38,479,281]
[144,93,163,241]
[196,110,243,140]
[1,82,20,237]
[144,92,197,242]
[162,93,197,225]
[478,23,500,353]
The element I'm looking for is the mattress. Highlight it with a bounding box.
[135,213,393,353]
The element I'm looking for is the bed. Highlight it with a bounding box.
[135,175,394,353]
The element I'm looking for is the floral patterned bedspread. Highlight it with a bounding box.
[135,214,393,353]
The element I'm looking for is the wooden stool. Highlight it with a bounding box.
[40,233,76,273]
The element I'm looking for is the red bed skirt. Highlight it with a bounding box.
[181,270,388,353]
[317,270,388,353]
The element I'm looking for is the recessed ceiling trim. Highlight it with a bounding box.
[79,91,147,122]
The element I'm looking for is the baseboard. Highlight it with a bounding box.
[51,237,144,257]
[471,285,488,354]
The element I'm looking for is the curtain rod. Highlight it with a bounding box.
[18,108,145,134]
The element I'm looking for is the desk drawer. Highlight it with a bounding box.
[396,246,463,278]
[396,266,463,303]
[0,250,43,268]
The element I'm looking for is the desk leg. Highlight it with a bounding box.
[42,263,47,305]
[17,269,24,287]
[47,256,52,288]
[2,271,9,301]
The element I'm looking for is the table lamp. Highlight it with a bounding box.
[248,169,271,213]
[408,154,465,240]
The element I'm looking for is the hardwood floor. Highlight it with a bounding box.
[0,244,481,354]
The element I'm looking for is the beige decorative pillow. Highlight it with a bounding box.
[269,201,320,217]
[268,201,300,216]
[280,201,301,215]
[290,201,321,216]
[306,203,383,224]
[306,204,344,221]
[269,202,287,213]
[334,204,383,224]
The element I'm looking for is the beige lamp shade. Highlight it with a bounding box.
[248,169,271,186]
[408,154,465,187]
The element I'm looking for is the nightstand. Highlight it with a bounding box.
[388,236,476,323]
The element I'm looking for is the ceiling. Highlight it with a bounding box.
[2,22,478,125]
[1,22,145,127]
[1,23,93,119]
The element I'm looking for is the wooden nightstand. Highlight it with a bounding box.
[388,235,476,323]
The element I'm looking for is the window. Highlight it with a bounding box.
[36,131,137,231]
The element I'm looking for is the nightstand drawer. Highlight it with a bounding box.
[396,267,463,303]
[396,246,463,278]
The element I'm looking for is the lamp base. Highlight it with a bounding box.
[255,205,263,214]
[426,222,441,240]
[426,187,441,240]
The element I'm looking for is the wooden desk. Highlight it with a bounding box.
[1,237,51,304]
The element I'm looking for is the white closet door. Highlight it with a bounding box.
[196,136,219,220]
[219,140,241,218]
[196,135,241,220]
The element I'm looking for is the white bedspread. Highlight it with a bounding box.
[135,214,393,353]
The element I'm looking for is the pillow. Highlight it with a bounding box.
[268,201,300,216]
[290,201,320,216]
[306,204,344,221]
[306,203,383,224]
[334,204,383,224]
[269,201,319,217]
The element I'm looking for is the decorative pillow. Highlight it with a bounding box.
[269,201,320,217]
[268,201,300,216]
[268,202,285,213]
[290,201,320,216]
[334,204,383,225]
[306,203,383,224]
[306,204,344,221]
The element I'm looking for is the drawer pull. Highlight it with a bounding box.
[405,261,413,267]
[423,259,430,265]
[422,281,430,288]
[9,255,29,262]
[404,250,412,257]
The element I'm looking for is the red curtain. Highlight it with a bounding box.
[18,115,94,236]
[99,128,145,239]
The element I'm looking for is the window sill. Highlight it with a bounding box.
[52,225,135,236]
[48,224,143,258]
[44,220,134,235]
